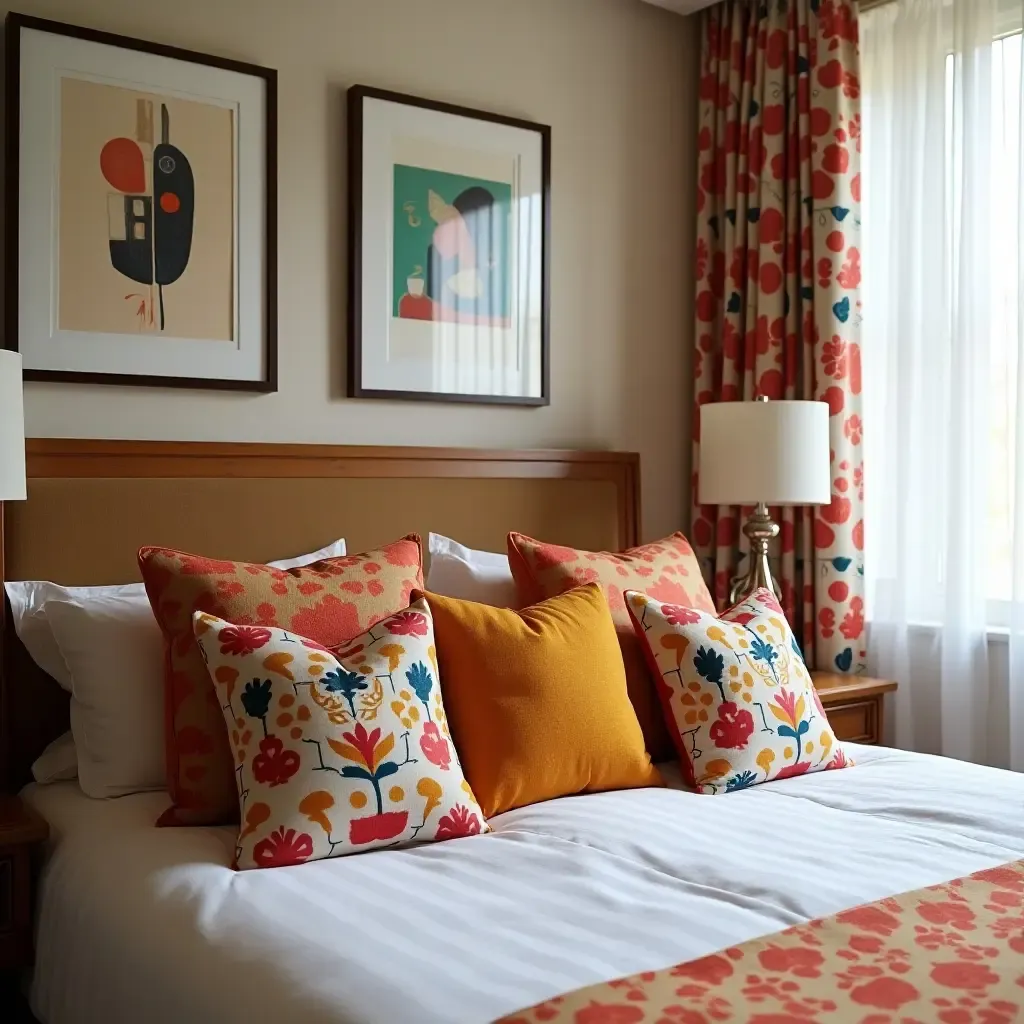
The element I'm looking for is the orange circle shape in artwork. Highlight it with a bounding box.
[100,137,146,194]
[160,192,181,214]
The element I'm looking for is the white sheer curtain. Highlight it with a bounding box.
[862,0,1024,768]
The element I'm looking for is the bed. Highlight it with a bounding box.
[21,748,1024,1023]
[4,440,1023,1023]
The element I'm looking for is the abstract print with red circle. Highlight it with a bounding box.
[100,99,194,331]
[690,0,865,675]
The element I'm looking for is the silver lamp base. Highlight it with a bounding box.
[728,502,783,607]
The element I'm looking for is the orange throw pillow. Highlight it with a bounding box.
[421,583,662,817]
[507,532,716,762]
[140,536,423,826]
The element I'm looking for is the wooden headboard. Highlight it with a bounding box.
[0,439,640,791]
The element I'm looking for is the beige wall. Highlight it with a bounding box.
[7,0,699,540]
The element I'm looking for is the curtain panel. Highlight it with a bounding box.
[690,0,866,674]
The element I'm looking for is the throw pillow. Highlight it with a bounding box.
[626,587,852,793]
[140,536,422,826]
[194,599,487,868]
[507,532,716,762]
[421,583,662,817]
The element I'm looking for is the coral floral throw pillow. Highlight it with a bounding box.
[194,597,487,869]
[626,588,852,793]
[140,537,422,827]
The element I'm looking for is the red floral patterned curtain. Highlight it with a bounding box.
[690,0,865,674]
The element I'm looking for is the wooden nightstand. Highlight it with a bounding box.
[811,672,897,745]
[0,795,48,971]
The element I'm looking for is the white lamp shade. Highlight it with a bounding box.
[699,400,831,506]
[0,350,26,501]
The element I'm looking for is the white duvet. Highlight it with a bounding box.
[25,745,1024,1024]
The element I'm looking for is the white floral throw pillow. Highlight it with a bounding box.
[626,587,852,794]
[194,598,488,868]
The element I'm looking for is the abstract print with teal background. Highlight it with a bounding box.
[392,163,512,327]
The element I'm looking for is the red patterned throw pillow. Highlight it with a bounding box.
[626,587,852,793]
[139,536,423,826]
[507,532,716,762]
[193,598,487,869]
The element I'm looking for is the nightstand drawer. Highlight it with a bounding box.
[826,699,879,744]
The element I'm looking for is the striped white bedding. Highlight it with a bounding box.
[25,744,1024,1024]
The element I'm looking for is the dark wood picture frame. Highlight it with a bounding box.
[4,12,278,392]
[347,85,551,407]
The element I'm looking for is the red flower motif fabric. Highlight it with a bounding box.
[252,827,313,869]
[708,702,754,749]
[435,804,483,841]
[193,598,488,869]
[139,536,423,827]
[690,0,866,678]
[500,857,1024,1024]
[663,605,702,627]
[251,736,300,788]
[419,722,452,770]
[218,625,272,657]
[387,611,429,636]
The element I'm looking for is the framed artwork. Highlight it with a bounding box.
[4,14,277,391]
[348,85,550,406]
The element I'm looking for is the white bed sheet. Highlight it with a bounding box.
[25,744,1024,1024]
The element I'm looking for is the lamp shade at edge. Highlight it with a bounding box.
[698,400,831,506]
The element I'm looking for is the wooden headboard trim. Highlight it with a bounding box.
[0,439,640,791]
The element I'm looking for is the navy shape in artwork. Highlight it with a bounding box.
[109,194,154,285]
[153,142,194,288]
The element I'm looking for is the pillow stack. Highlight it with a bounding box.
[11,523,852,875]
[182,536,664,868]
[139,535,423,825]
[5,537,349,796]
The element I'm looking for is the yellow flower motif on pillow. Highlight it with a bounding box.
[299,791,334,834]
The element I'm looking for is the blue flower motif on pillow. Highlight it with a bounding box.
[726,771,758,792]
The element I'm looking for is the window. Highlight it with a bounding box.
[975,33,1018,620]
[862,8,1023,629]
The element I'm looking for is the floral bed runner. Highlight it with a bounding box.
[499,859,1024,1023]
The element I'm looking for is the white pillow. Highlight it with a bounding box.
[8,538,347,800]
[31,730,78,784]
[426,533,518,607]
[3,537,347,691]
[47,597,167,798]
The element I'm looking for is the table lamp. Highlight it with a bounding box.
[0,350,26,503]
[699,396,831,606]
